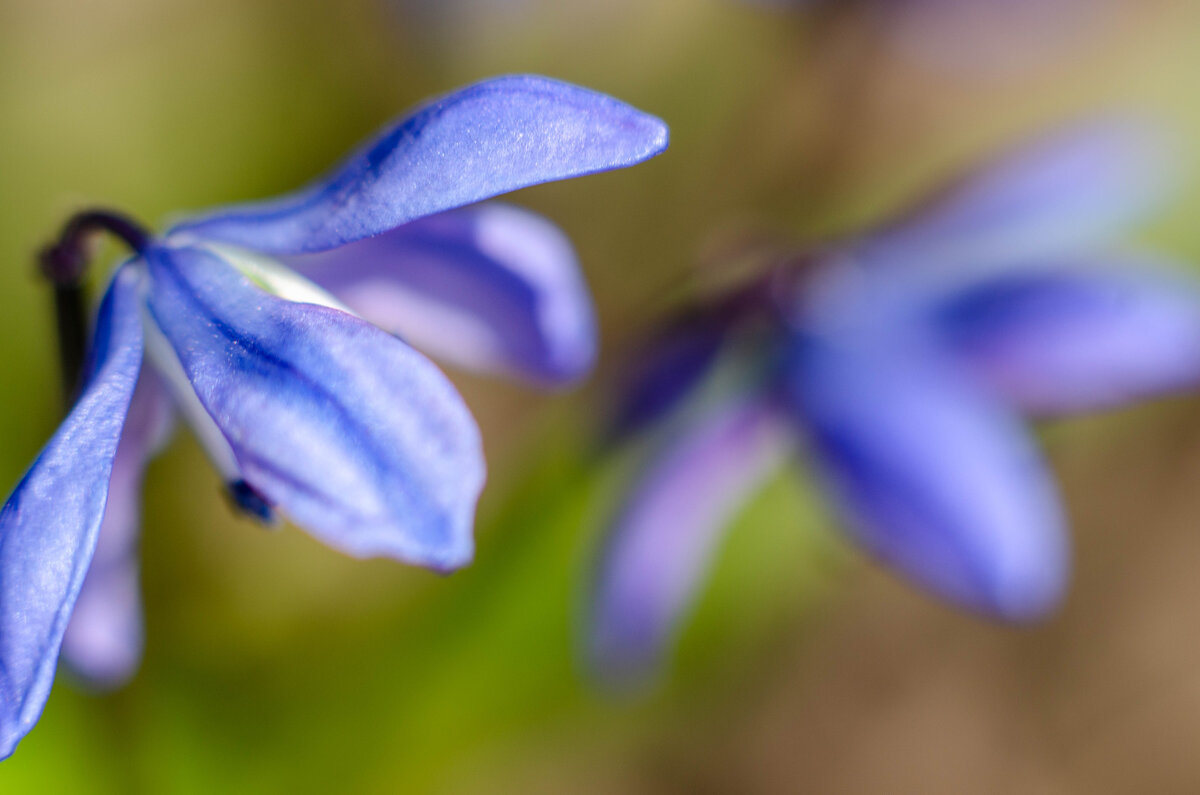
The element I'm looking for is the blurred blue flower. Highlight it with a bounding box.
[0,74,668,758]
[587,118,1200,683]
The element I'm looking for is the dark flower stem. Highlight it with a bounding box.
[38,209,151,408]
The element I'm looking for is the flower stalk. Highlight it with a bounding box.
[38,209,151,406]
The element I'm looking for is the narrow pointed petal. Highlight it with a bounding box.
[61,369,173,689]
[785,332,1067,620]
[935,259,1200,415]
[143,244,484,569]
[587,396,792,684]
[289,203,596,385]
[170,75,669,255]
[0,268,144,759]
[853,118,1173,270]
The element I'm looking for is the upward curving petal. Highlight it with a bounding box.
[170,75,669,255]
[587,395,792,685]
[142,244,484,570]
[852,118,1174,271]
[784,330,1068,621]
[288,202,597,385]
[0,267,144,759]
[934,258,1200,415]
[61,369,173,689]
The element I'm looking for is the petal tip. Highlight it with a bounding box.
[478,73,669,165]
[349,506,478,572]
[630,112,670,162]
[537,341,597,388]
[427,536,475,574]
[0,713,36,762]
[988,558,1069,624]
[647,118,670,155]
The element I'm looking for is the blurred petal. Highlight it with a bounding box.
[61,369,173,689]
[0,268,143,759]
[936,259,1200,415]
[290,203,596,385]
[607,315,726,441]
[143,244,484,570]
[171,75,669,255]
[853,118,1173,270]
[785,332,1067,620]
[587,396,792,684]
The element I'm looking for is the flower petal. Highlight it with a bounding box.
[60,369,173,689]
[587,396,792,684]
[935,258,1200,415]
[0,268,144,759]
[143,244,484,570]
[607,315,727,441]
[170,75,669,255]
[852,118,1173,270]
[288,203,596,385]
[785,331,1067,620]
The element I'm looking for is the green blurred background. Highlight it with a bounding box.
[4,0,1200,791]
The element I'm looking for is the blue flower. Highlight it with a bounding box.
[0,74,668,757]
[586,118,1200,683]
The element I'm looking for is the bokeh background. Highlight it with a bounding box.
[3,0,1200,792]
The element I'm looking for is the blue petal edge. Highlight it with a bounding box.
[60,368,173,689]
[0,267,144,759]
[170,74,670,255]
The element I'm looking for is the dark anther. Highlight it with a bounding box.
[38,209,152,408]
[225,479,279,526]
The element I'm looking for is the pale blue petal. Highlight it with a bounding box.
[0,268,144,759]
[852,118,1173,270]
[785,332,1067,620]
[170,75,669,255]
[143,244,484,570]
[587,396,792,684]
[289,202,596,385]
[936,258,1200,415]
[61,369,173,689]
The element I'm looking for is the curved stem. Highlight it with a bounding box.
[38,209,151,407]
